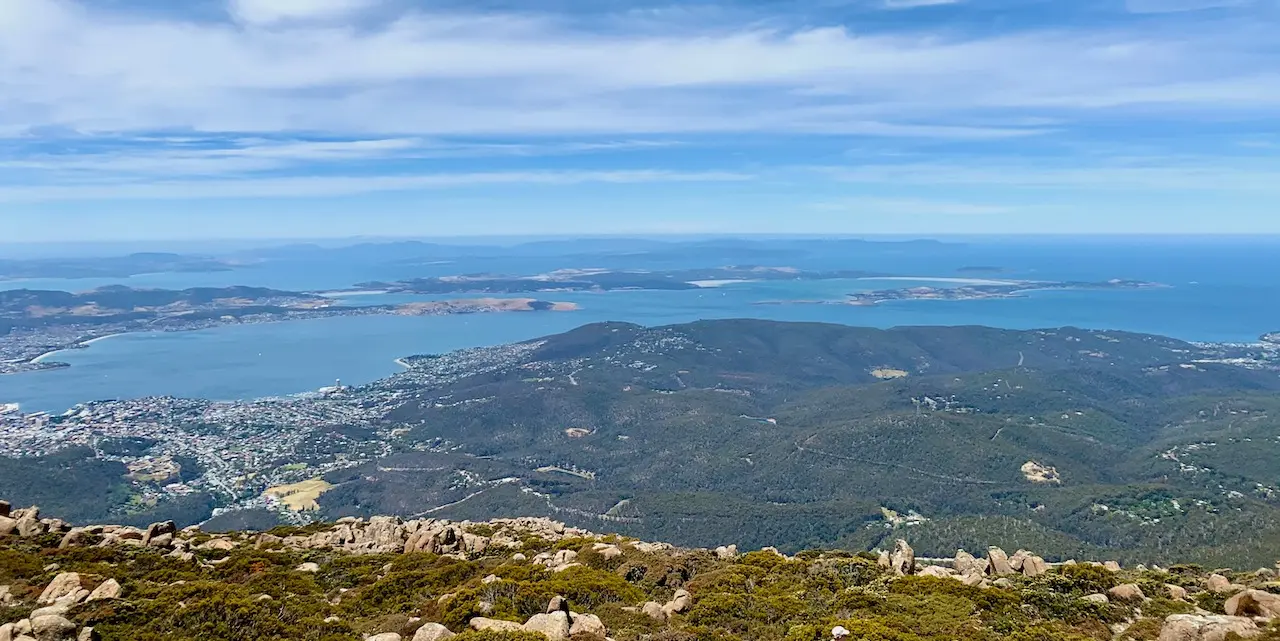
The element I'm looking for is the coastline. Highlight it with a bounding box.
[30,333,125,364]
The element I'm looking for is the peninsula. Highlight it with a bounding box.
[0,286,575,374]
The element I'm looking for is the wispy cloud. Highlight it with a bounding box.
[882,0,963,9]
[227,0,383,25]
[0,169,754,202]
[1124,0,1250,14]
[810,197,1011,215]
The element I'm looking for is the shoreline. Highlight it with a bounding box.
[30,333,126,364]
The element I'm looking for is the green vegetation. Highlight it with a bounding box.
[4,526,1278,641]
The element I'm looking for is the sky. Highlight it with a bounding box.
[2,0,1279,241]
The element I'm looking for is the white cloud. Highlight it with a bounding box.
[227,0,381,25]
[1124,0,1249,14]
[0,169,754,202]
[810,197,1010,215]
[822,159,1280,191]
[882,0,962,9]
[0,0,1274,141]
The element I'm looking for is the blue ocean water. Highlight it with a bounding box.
[3,238,1278,412]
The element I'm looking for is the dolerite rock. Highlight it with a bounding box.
[1225,590,1280,619]
[546,596,568,614]
[468,618,524,633]
[1081,594,1110,604]
[642,602,667,621]
[1207,574,1237,594]
[1109,584,1147,602]
[987,547,1014,576]
[1022,556,1049,577]
[954,550,987,577]
[523,612,571,641]
[0,500,10,517]
[29,614,77,641]
[86,579,122,602]
[1104,561,1122,573]
[1158,615,1260,641]
[918,566,954,579]
[38,574,84,605]
[1166,584,1190,601]
[568,612,607,639]
[1009,550,1031,573]
[411,623,455,641]
[16,515,44,538]
[664,589,692,616]
[0,516,17,536]
[714,545,739,560]
[890,539,916,577]
[366,634,401,641]
[76,629,99,641]
[141,521,176,547]
[877,551,891,569]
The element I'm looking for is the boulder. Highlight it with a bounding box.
[28,615,76,641]
[1082,594,1110,604]
[596,545,623,561]
[1103,561,1122,573]
[665,589,692,615]
[0,500,9,517]
[201,538,237,551]
[568,612,607,639]
[641,602,667,621]
[877,550,891,569]
[38,574,83,605]
[0,516,17,537]
[1109,584,1147,602]
[76,630,99,641]
[1166,584,1190,601]
[86,580,122,602]
[546,596,568,614]
[1157,615,1260,641]
[411,623,455,641]
[1207,574,1237,594]
[918,566,954,579]
[141,521,176,547]
[295,563,321,573]
[1225,590,1280,619]
[0,623,11,641]
[890,540,915,577]
[523,612,571,641]
[987,548,1014,576]
[1022,556,1049,578]
[954,550,987,577]
[16,516,44,538]
[714,545,739,560]
[1008,550,1031,572]
[469,618,524,633]
[366,635,402,641]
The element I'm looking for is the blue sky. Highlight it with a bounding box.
[2,0,1279,241]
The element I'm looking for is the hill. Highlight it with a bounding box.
[3,320,1280,568]
[2,500,1279,641]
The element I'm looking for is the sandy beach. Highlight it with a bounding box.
[30,333,125,364]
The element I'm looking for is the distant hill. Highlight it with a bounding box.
[4,319,1280,567]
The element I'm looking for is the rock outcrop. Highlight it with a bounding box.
[890,540,915,577]
[1224,589,1280,619]
[1157,615,1260,641]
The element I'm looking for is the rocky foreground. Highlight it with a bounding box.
[3,500,1280,641]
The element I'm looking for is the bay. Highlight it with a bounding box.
[3,238,1280,413]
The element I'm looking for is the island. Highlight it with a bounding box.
[345,265,888,295]
[760,278,1166,307]
[0,286,575,374]
[0,252,238,280]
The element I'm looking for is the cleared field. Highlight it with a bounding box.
[264,478,334,511]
